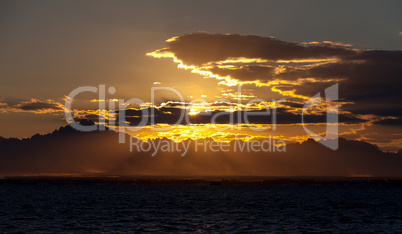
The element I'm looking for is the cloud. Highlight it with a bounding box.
[0,98,64,114]
[282,50,402,120]
[148,33,356,66]
[208,65,276,82]
[73,104,365,128]
[0,98,7,107]
[148,32,402,125]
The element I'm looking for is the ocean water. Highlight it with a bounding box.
[0,185,402,232]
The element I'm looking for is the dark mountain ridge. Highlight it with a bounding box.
[0,121,401,177]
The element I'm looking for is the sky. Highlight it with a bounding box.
[0,0,402,151]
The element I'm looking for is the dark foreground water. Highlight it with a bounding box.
[0,185,402,232]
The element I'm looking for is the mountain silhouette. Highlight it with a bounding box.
[0,121,401,177]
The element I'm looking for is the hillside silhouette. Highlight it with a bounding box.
[0,121,401,177]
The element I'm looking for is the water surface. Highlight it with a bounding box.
[0,185,401,232]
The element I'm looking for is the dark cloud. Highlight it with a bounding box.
[108,106,365,126]
[284,54,402,120]
[159,33,356,66]
[208,65,275,81]
[0,99,63,114]
[150,33,402,124]
[373,118,402,126]
[13,99,63,111]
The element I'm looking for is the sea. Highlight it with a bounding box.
[0,185,402,232]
